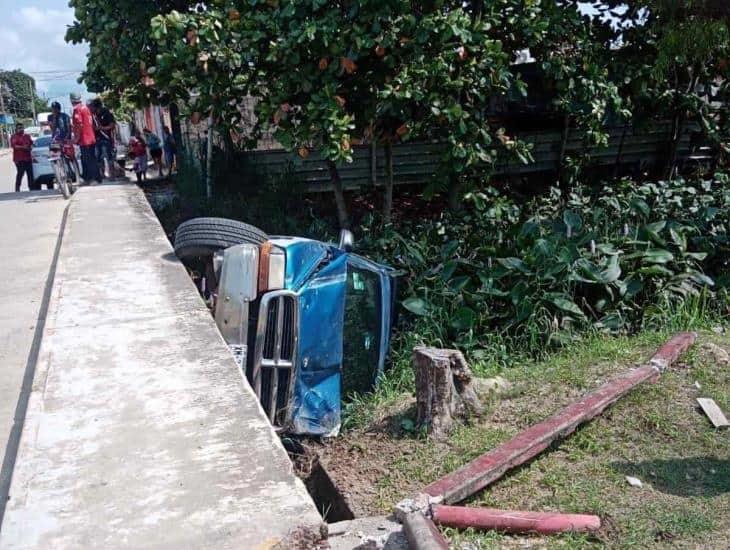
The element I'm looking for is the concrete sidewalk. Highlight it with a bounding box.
[0,183,321,548]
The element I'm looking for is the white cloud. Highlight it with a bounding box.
[0,1,88,97]
[17,6,74,31]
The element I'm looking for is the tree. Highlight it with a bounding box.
[148,1,620,221]
[595,0,730,176]
[66,0,195,104]
[0,70,40,119]
[151,1,416,227]
[34,96,50,115]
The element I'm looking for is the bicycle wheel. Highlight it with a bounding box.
[65,158,81,194]
[53,160,70,199]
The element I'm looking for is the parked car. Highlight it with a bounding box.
[174,218,395,436]
[31,136,80,188]
[24,126,42,139]
[31,136,55,187]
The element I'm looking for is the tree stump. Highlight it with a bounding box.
[413,347,483,439]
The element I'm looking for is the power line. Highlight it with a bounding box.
[28,69,85,74]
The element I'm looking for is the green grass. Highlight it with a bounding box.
[330,316,729,548]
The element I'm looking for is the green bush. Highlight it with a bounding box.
[358,174,730,360]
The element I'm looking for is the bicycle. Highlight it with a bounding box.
[49,139,81,199]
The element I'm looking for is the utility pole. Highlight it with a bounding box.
[28,79,36,124]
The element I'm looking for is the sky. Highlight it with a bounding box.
[0,0,89,114]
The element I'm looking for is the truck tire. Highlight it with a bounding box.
[174,217,268,259]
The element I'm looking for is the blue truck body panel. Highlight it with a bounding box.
[269,237,394,435]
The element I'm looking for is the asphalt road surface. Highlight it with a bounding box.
[0,150,20,193]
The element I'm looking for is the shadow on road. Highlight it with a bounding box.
[0,190,65,202]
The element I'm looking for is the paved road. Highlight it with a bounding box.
[0,149,19,193]
[0,188,67,519]
[0,149,49,193]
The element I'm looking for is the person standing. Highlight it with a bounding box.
[70,92,101,184]
[162,126,176,176]
[143,128,163,178]
[10,123,34,192]
[90,98,117,179]
[47,101,71,141]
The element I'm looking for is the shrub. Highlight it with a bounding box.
[358,174,730,359]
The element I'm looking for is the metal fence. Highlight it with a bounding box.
[237,122,698,192]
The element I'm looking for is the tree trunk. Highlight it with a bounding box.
[613,123,629,178]
[206,111,214,199]
[664,112,685,180]
[447,174,462,211]
[557,113,571,187]
[370,138,377,188]
[326,160,350,229]
[168,101,183,154]
[413,347,483,440]
[662,72,697,180]
[383,140,394,223]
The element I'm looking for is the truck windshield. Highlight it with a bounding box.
[342,265,382,397]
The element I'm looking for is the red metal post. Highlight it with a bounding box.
[424,332,696,503]
[432,505,601,535]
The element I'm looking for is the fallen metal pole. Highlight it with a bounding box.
[432,505,601,535]
[402,512,450,550]
[424,332,697,504]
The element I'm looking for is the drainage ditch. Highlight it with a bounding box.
[283,437,355,523]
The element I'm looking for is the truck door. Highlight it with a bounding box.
[342,257,393,398]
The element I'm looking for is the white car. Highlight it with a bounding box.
[24,126,43,139]
[31,136,81,188]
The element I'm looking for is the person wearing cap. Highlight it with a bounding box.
[48,101,71,141]
[70,92,101,184]
[10,123,34,191]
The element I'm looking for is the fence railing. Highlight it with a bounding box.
[228,121,700,192]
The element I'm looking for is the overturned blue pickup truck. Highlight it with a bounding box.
[174,218,395,436]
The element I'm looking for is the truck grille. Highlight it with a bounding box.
[253,291,298,427]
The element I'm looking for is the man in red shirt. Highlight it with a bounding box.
[10,123,34,192]
[70,92,101,184]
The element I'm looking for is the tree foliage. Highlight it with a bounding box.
[0,70,40,119]
[69,1,729,221]
[145,1,627,221]
[594,0,730,171]
[66,0,195,103]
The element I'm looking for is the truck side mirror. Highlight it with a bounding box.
[338,229,354,251]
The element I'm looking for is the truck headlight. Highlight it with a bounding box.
[258,242,286,292]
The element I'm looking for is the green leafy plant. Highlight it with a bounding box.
[359,174,729,359]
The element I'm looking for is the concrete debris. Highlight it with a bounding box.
[700,342,730,366]
[473,376,512,396]
[394,493,442,522]
[328,516,408,550]
[696,398,729,429]
[272,524,329,550]
[626,476,643,488]
[694,381,702,389]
